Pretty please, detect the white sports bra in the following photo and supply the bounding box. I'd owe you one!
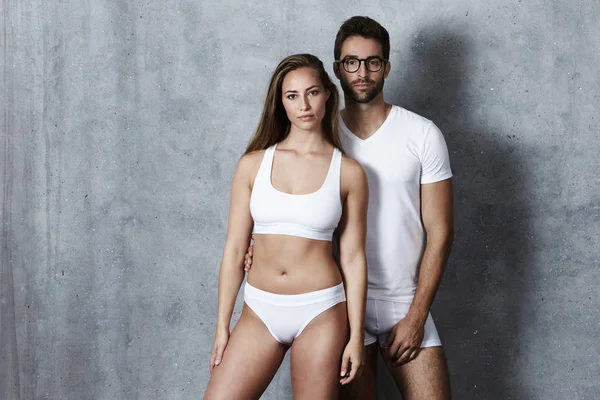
[250,143,343,241]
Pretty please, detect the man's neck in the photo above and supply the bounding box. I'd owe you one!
[341,96,392,140]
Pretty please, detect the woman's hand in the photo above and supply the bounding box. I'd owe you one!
[339,337,364,385]
[209,328,230,373]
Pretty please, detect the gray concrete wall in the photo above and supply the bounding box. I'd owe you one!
[2,1,598,399]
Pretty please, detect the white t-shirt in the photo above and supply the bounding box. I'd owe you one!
[340,105,453,302]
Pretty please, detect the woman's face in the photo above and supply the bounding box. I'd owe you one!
[281,67,330,133]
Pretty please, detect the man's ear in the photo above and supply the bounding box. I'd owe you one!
[384,61,391,79]
[333,62,341,79]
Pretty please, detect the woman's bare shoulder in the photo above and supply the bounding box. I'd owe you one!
[341,154,366,179]
[234,150,266,184]
[340,154,368,198]
[238,149,265,170]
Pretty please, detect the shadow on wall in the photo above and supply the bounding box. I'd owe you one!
[377,27,533,400]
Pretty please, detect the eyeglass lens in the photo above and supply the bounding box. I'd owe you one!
[343,57,383,73]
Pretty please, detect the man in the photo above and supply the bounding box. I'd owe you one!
[246,16,454,400]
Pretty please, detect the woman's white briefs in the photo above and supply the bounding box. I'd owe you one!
[244,282,346,344]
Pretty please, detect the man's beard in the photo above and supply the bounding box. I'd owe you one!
[340,75,385,104]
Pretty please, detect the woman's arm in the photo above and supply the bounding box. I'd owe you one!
[210,154,257,371]
[337,157,369,384]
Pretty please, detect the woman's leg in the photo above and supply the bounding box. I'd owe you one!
[204,304,288,400]
[290,302,348,400]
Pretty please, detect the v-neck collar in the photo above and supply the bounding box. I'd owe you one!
[340,105,396,145]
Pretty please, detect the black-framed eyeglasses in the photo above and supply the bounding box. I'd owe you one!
[334,56,388,73]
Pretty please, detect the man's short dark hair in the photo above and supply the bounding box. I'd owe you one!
[334,16,390,61]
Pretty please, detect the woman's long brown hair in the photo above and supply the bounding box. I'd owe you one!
[245,54,342,154]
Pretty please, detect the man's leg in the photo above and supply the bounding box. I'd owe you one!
[383,345,451,400]
[339,343,378,400]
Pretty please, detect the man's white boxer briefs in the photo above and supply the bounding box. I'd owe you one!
[364,298,442,347]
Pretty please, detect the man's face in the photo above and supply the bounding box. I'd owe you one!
[335,36,390,104]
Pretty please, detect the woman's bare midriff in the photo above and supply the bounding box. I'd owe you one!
[247,234,342,294]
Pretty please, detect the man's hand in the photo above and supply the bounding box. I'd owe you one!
[382,315,425,366]
[243,244,253,272]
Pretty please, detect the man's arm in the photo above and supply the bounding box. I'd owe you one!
[384,178,454,365]
[406,178,454,326]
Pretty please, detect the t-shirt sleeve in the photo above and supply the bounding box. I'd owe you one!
[420,121,453,184]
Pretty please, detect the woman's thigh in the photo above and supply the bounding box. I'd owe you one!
[204,304,288,400]
[290,302,348,400]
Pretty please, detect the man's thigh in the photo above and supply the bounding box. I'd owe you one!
[383,346,451,400]
[339,343,378,400]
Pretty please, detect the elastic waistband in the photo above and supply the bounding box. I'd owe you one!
[244,281,345,307]
[253,222,334,241]
[367,289,416,304]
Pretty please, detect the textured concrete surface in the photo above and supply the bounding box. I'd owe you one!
[2,1,599,399]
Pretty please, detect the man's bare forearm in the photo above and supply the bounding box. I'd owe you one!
[406,230,453,325]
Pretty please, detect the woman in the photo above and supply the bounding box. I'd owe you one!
[204,54,368,400]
